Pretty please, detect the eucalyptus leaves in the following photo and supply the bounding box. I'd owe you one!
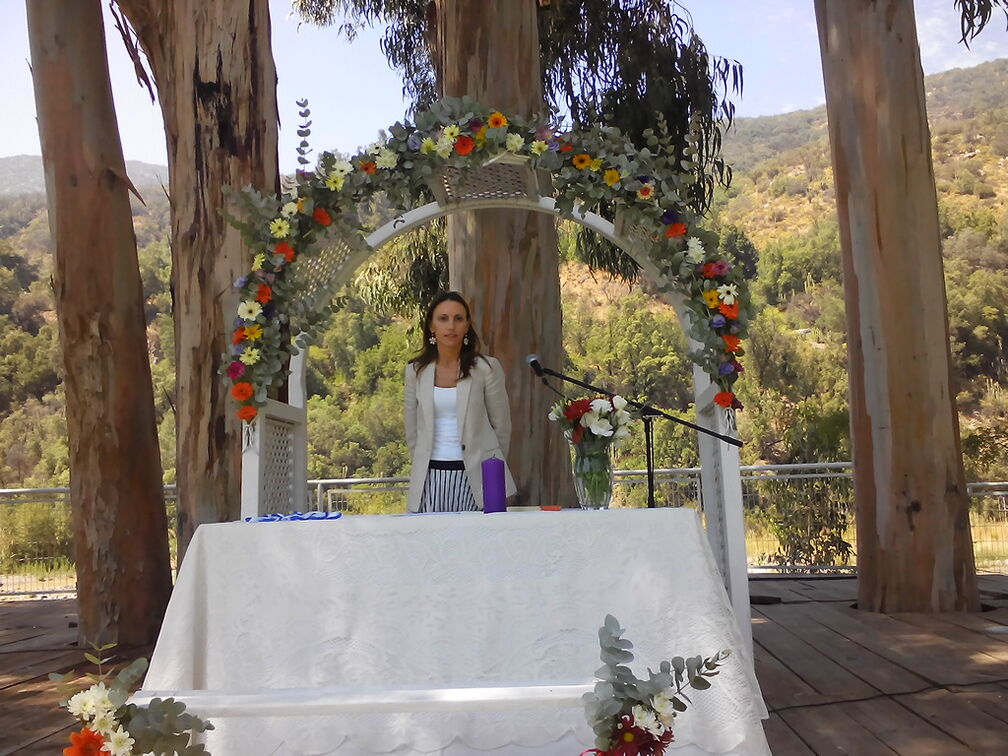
[583,615,730,756]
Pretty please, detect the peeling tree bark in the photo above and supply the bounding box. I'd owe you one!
[434,0,574,507]
[814,0,979,612]
[27,0,173,645]
[115,0,280,558]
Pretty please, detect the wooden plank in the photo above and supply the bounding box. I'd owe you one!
[897,688,1008,753]
[838,698,975,755]
[763,712,815,756]
[0,649,82,690]
[759,602,929,694]
[748,579,813,604]
[780,702,897,754]
[752,607,880,700]
[793,578,859,603]
[9,721,76,755]
[891,612,1008,663]
[931,608,1008,641]
[799,601,1005,685]
[752,637,828,711]
[0,674,83,754]
[944,684,1008,726]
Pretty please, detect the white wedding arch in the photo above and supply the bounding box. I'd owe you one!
[226,98,753,642]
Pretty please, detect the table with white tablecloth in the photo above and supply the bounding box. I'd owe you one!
[137,507,769,755]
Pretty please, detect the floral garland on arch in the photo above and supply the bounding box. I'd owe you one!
[223,96,751,421]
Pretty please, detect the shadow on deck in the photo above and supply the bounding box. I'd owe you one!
[1,576,1007,754]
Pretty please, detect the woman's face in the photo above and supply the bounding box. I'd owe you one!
[429,300,469,348]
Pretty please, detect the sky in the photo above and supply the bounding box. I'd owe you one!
[2,0,1008,173]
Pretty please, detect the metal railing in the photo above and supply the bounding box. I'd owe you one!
[2,466,1007,596]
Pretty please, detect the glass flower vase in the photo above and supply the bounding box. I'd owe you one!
[571,438,614,510]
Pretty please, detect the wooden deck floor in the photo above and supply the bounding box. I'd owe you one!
[2,576,1007,754]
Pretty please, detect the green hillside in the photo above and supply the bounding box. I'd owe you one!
[0,59,1007,490]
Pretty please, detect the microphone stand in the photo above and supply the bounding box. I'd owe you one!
[535,364,743,510]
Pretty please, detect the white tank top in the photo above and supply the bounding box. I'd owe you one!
[430,386,464,460]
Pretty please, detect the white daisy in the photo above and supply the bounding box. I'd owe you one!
[331,159,353,177]
[505,133,525,153]
[716,283,739,305]
[102,725,135,756]
[375,148,398,169]
[237,300,262,321]
[684,237,705,264]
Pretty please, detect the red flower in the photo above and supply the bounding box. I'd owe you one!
[563,398,595,422]
[455,135,475,155]
[231,327,246,345]
[718,301,739,319]
[313,207,332,226]
[275,241,296,262]
[665,222,687,238]
[714,391,735,408]
[722,334,741,352]
[256,284,273,304]
[571,425,586,444]
[237,405,258,421]
[360,160,377,174]
[702,263,718,278]
[64,728,105,756]
[560,143,574,152]
[231,382,254,402]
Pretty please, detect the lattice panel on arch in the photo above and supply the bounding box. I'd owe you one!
[429,155,549,206]
[291,227,371,311]
[261,415,296,513]
[613,211,660,250]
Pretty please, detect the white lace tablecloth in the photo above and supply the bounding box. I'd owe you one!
[140,508,769,755]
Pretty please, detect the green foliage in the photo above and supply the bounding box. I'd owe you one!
[0,500,73,570]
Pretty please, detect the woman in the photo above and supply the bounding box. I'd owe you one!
[404,291,517,513]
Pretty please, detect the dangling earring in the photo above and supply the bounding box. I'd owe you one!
[463,335,470,346]
[428,335,437,345]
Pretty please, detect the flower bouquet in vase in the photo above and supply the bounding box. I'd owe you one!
[548,395,633,509]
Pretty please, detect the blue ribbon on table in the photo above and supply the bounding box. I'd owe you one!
[243,511,343,522]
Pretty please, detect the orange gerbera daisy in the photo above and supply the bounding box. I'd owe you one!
[231,382,254,402]
[714,391,735,408]
[360,160,377,174]
[64,728,105,756]
[488,112,508,128]
[572,153,592,170]
[237,405,259,421]
[722,334,742,352]
[275,241,295,262]
[231,327,246,345]
[256,284,273,304]
[665,222,687,238]
[718,301,740,319]
[313,207,332,226]
[455,135,475,155]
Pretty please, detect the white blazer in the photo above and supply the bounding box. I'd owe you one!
[404,356,517,512]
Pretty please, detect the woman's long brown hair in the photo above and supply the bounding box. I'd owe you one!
[409,291,484,377]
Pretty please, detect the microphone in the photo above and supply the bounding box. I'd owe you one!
[526,354,545,378]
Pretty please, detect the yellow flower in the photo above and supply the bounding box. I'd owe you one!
[420,137,438,154]
[530,140,548,155]
[475,126,488,145]
[443,124,461,142]
[589,157,603,171]
[488,112,508,129]
[702,289,720,309]
[296,197,306,213]
[604,168,621,186]
[244,324,264,340]
[324,171,345,191]
[239,347,261,365]
[269,217,291,238]
[252,253,266,270]
[572,153,592,170]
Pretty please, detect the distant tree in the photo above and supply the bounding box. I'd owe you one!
[26,0,172,645]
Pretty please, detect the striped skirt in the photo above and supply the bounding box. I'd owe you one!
[419,460,478,513]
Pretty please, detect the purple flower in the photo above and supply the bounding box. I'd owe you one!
[407,132,423,151]
[712,260,731,276]
[231,343,245,356]
[660,209,680,225]
[534,124,554,141]
[729,324,741,335]
[710,314,727,329]
[548,139,561,152]
[296,169,312,182]
[234,317,245,328]
[233,275,248,289]
[731,397,745,410]
[636,175,651,184]
[262,303,276,319]
[468,118,484,132]
[732,360,745,373]
[719,362,736,376]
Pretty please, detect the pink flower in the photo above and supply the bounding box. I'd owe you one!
[227,361,245,379]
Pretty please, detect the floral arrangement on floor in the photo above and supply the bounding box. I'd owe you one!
[53,643,213,756]
[582,615,730,756]
[223,96,750,421]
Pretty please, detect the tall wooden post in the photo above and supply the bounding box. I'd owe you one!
[814,0,979,611]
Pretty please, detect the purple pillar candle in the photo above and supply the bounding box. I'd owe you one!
[482,457,507,513]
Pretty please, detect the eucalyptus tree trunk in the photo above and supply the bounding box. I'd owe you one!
[434,0,574,507]
[27,0,172,645]
[814,0,979,611]
[115,0,280,558]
